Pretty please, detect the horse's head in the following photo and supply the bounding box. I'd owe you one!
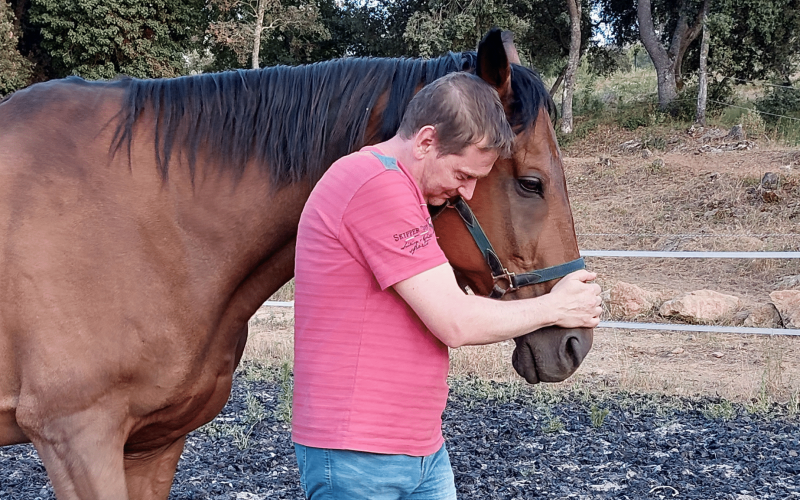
[433,29,593,384]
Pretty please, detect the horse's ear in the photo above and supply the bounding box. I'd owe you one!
[476,28,514,97]
[501,31,521,65]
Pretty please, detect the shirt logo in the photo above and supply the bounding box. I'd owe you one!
[394,218,435,255]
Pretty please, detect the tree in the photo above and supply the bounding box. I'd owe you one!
[27,0,206,80]
[206,0,330,69]
[561,0,581,133]
[599,0,800,108]
[402,0,524,58]
[695,2,709,125]
[637,0,708,109]
[0,0,32,94]
[707,0,800,85]
[509,0,593,94]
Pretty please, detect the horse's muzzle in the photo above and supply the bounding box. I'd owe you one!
[511,327,594,384]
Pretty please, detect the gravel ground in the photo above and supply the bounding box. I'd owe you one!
[1,373,798,500]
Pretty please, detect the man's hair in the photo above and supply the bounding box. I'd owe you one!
[397,72,514,158]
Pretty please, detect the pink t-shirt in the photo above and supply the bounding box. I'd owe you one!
[292,147,450,456]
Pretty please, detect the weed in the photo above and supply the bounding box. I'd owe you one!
[450,377,522,408]
[197,421,254,450]
[274,361,294,423]
[590,405,610,428]
[244,391,267,425]
[789,390,799,419]
[702,400,736,421]
[542,412,565,434]
[240,361,276,382]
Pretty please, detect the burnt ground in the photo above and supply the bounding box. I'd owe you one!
[1,374,798,500]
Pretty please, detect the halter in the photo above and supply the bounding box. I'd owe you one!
[447,197,585,299]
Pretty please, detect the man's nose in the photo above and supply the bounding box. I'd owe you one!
[457,179,477,200]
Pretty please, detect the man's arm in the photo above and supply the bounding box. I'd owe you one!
[393,264,602,348]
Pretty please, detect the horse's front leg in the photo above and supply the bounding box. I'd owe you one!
[22,407,129,499]
[124,436,187,500]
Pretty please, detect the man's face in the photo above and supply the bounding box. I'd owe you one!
[420,143,498,206]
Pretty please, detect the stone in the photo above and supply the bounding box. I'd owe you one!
[641,148,653,159]
[659,289,741,323]
[776,274,800,290]
[608,281,657,319]
[726,124,745,141]
[769,290,800,328]
[760,172,780,190]
[742,304,782,328]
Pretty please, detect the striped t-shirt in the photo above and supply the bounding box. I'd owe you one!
[292,147,450,456]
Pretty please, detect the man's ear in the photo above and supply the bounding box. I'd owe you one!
[412,125,438,159]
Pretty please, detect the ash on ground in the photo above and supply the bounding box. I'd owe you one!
[1,374,798,500]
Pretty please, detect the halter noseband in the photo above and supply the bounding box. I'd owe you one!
[447,197,585,299]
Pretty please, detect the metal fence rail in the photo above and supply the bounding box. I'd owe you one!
[261,248,800,337]
[581,250,800,259]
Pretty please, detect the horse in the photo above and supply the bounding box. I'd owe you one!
[0,29,592,499]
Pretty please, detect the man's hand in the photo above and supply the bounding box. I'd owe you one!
[542,270,603,329]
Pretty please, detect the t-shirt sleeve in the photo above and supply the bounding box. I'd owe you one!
[340,171,448,290]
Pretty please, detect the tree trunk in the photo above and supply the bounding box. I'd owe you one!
[252,0,266,69]
[560,0,581,134]
[672,0,709,91]
[549,65,566,98]
[695,8,710,126]
[637,0,678,110]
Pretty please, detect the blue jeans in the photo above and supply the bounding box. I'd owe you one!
[294,443,457,500]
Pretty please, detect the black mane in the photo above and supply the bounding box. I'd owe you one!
[112,52,552,187]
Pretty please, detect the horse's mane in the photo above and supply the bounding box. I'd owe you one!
[112,52,552,186]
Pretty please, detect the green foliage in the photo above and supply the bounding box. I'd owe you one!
[586,44,630,77]
[274,360,293,423]
[402,0,524,58]
[449,376,522,409]
[756,84,800,123]
[542,411,565,433]
[28,0,205,79]
[707,0,800,83]
[589,405,610,428]
[702,399,736,421]
[206,0,331,70]
[0,0,32,94]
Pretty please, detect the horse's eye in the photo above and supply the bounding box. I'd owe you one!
[517,177,543,196]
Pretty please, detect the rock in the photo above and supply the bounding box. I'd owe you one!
[659,289,741,323]
[733,310,750,325]
[760,172,780,190]
[742,304,782,328]
[608,281,658,319]
[619,139,642,152]
[711,351,724,358]
[769,290,800,328]
[776,274,800,290]
[671,347,685,355]
[641,148,652,159]
[726,124,745,141]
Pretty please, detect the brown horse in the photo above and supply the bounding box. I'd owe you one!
[0,29,591,499]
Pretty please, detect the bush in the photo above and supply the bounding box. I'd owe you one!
[756,84,800,123]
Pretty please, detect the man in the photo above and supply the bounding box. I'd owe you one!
[292,72,602,499]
